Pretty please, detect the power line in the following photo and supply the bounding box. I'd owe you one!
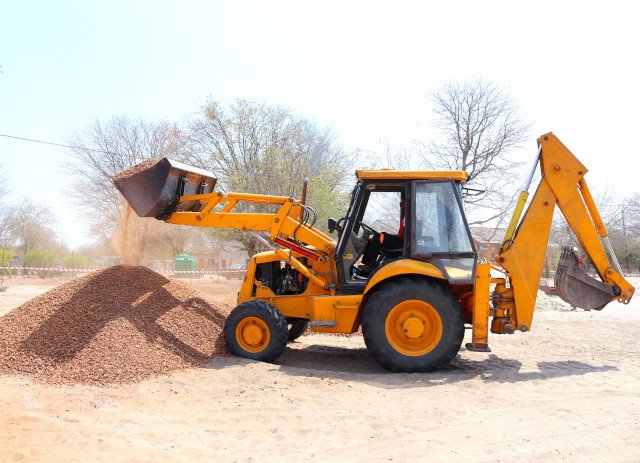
[0,133,120,156]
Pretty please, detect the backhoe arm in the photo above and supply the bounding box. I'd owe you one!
[495,133,634,331]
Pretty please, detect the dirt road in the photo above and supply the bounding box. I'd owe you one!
[1,278,638,462]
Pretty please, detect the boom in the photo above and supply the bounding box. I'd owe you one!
[165,191,337,291]
[112,161,337,292]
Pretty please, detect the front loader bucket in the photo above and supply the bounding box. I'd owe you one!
[554,246,615,310]
[112,158,217,219]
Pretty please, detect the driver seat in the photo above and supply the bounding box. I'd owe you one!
[381,247,403,260]
[342,231,369,279]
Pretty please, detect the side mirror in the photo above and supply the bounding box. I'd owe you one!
[328,218,338,233]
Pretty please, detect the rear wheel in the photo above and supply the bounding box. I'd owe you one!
[362,277,464,372]
[224,300,288,362]
[287,319,310,342]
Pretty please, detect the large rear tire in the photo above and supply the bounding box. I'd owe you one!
[362,277,464,372]
[224,300,288,363]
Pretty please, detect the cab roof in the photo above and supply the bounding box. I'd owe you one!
[355,169,469,182]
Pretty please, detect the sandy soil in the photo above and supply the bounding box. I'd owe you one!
[0,284,55,317]
[1,278,639,462]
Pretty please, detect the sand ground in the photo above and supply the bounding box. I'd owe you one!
[0,277,639,462]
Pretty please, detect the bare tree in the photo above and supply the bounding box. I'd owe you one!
[620,193,640,272]
[0,163,16,251]
[595,191,640,273]
[185,99,353,255]
[548,187,640,272]
[64,117,196,264]
[0,162,8,201]
[65,117,184,234]
[8,199,60,256]
[418,79,530,228]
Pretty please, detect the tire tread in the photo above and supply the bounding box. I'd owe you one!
[362,277,464,372]
[224,300,288,363]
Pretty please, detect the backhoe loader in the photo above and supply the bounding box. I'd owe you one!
[113,133,635,372]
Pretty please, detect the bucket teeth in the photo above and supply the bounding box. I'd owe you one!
[554,246,614,310]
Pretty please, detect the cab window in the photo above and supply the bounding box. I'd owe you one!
[361,190,402,234]
[413,181,473,255]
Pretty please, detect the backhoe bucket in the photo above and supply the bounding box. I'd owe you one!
[554,247,614,310]
[112,158,217,219]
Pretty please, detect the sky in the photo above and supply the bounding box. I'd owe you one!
[1,1,639,249]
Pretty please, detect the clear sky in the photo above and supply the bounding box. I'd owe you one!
[1,1,639,249]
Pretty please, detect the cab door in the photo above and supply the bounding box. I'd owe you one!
[410,180,476,284]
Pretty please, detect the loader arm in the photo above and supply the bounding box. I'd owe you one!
[165,192,337,291]
[495,133,633,331]
[112,160,337,291]
[165,191,335,256]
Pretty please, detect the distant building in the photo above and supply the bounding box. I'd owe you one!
[190,248,249,272]
[469,227,507,263]
[184,235,249,272]
[470,226,559,291]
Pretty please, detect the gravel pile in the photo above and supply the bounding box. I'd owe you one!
[0,266,229,385]
[111,157,160,182]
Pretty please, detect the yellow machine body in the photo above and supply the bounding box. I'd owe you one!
[114,132,634,368]
[232,251,448,335]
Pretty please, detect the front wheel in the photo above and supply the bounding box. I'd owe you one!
[224,300,288,363]
[362,277,464,372]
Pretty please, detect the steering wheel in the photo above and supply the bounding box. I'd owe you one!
[359,222,377,235]
[334,216,348,234]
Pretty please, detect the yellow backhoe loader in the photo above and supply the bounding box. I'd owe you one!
[113,133,635,372]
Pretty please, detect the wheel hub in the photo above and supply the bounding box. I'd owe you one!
[402,316,425,339]
[236,316,271,352]
[242,323,265,346]
[384,299,443,357]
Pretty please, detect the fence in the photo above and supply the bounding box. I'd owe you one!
[0,266,245,277]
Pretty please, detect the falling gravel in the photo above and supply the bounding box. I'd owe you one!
[0,266,230,386]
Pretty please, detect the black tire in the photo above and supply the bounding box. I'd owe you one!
[287,319,310,342]
[362,277,464,372]
[224,300,288,363]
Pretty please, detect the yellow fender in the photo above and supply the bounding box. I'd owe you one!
[363,259,446,295]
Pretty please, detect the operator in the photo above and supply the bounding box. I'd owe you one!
[358,197,406,275]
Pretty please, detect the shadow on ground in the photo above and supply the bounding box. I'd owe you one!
[218,341,619,389]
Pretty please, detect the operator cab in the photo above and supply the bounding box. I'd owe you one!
[329,170,477,294]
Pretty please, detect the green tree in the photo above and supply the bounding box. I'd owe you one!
[63,253,89,269]
[24,249,58,268]
[185,99,353,255]
[0,248,14,280]
[0,248,13,266]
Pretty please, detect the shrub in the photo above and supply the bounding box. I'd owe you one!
[63,253,89,269]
